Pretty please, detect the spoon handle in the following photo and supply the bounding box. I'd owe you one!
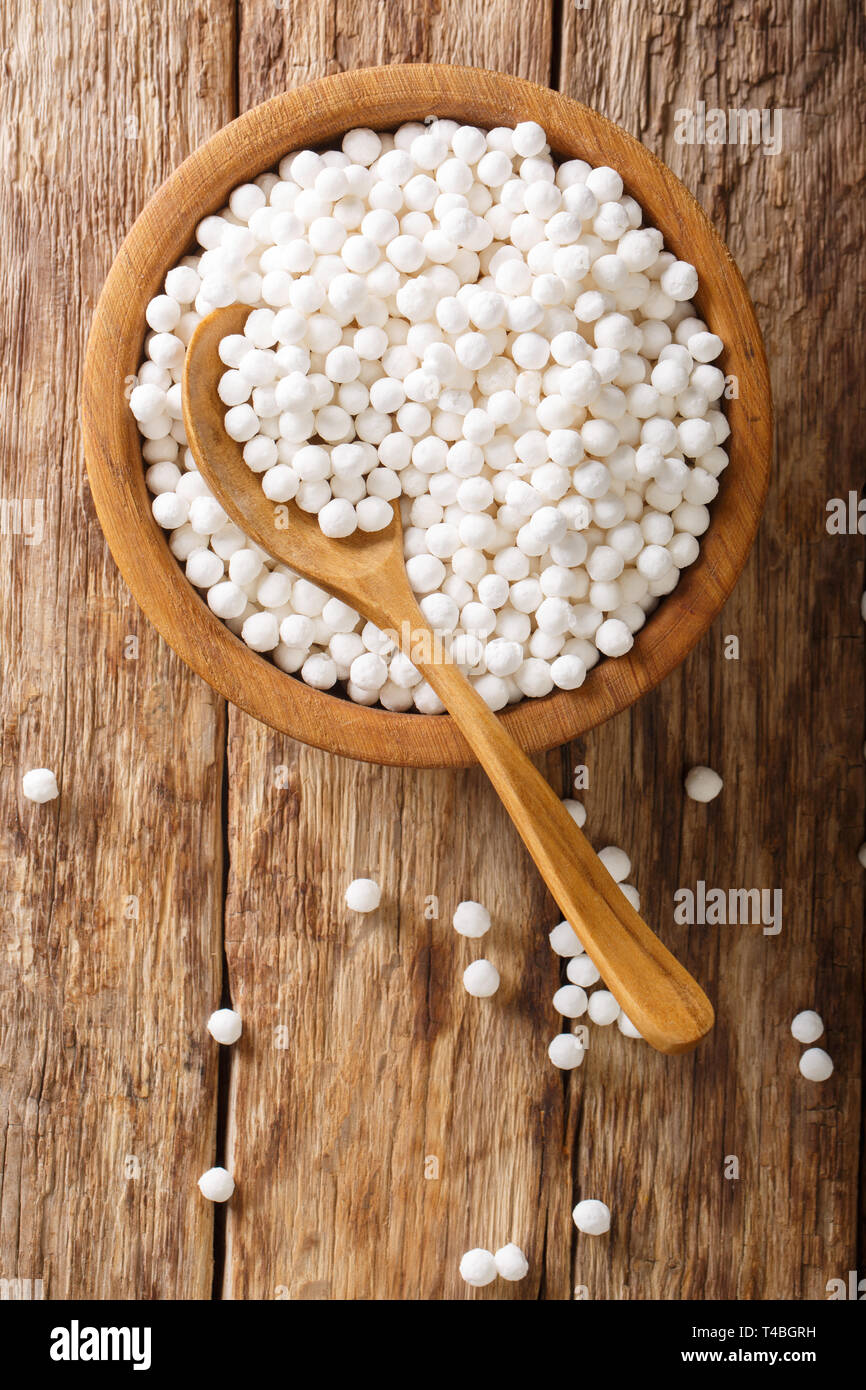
[416,653,714,1054]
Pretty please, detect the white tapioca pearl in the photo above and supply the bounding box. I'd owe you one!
[207,581,247,620]
[241,610,280,652]
[791,1010,824,1045]
[553,983,588,1018]
[672,501,710,536]
[573,1199,610,1234]
[185,548,224,589]
[587,990,620,1026]
[687,330,723,362]
[799,1048,834,1082]
[550,654,586,689]
[198,1167,235,1202]
[595,618,633,657]
[462,958,501,997]
[660,259,699,301]
[514,657,553,697]
[636,544,674,581]
[598,845,631,882]
[566,956,600,990]
[548,1034,585,1069]
[459,1248,497,1287]
[318,497,357,537]
[684,765,723,802]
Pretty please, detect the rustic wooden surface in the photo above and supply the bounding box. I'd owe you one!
[1,0,862,1300]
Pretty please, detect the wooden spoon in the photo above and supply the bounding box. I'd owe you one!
[183,305,714,1055]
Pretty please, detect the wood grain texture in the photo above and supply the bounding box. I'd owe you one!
[0,0,233,1298]
[2,0,861,1305]
[223,0,573,1300]
[559,0,865,1300]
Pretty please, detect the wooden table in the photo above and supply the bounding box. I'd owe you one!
[1,0,862,1301]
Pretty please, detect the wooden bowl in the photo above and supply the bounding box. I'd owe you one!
[82,64,772,769]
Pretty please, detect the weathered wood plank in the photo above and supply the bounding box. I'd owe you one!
[559,0,864,1300]
[224,0,569,1301]
[0,0,234,1298]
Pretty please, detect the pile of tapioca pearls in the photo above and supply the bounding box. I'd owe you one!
[131,117,730,714]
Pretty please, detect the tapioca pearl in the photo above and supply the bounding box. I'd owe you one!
[586,989,621,1026]
[348,651,389,693]
[640,511,675,546]
[791,1011,824,1045]
[597,845,630,883]
[460,601,497,637]
[634,543,673,583]
[277,614,314,651]
[686,330,723,364]
[145,460,182,495]
[683,467,719,507]
[659,258,699,302]
[666,532,699,570]
[476,573,509,611]
[799,1048,834,1082]
[565,954,599,991]
[548,653,585,690]
[594,618,633,658]
[298,652,337,690]
[586,545,624,583]
[548,1034,585,1070]
[593,201,630,242]
[259,464,298,503]
[532,595,571,637]
[575,289,612,324]
[185,548,225,589]
[642,285,677,320]
[549,919,583,957]
[151,491,189,529]
[241,610,280,652]
[205,580,247,621]
[483,637,523,678]
[553,984,588,1019]
[513,657,553,698]
[616,227,661,273]
[318,497,357,538]
[672,501,710,536]
[561,798,587,831]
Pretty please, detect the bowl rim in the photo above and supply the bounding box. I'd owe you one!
[81,63,772,769]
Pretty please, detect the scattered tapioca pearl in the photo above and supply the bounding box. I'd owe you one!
[562,797,587,828]
[494,1243,529,1281]
[463,959,500,997]
[587,990,620,1025]
[799,1048,834,1082]
[572,1199,610,1235]
[453,900,491,937]
[684,764,723,802]
[345,877,381,912]
[548,1033,585,1069]
[598,845,630,883]
[549,920,583,957]
[207,1008,243,1044]
[135,119,727,712]
[791,1010,823,1044]
[197,1167,235,1202]
[553,984,588,1018]
[459,1248,497,1287]
[21,768,59,803]
[857,843,866,869]
[567,955,600,988]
